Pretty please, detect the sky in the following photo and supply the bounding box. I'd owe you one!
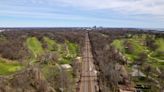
[0,0,164,28]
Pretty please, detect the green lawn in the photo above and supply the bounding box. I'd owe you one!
[43,37,58,51]
[125,54,138,62]
[127,39,146,55]
[111,39,125,53]
[111,34,156,63]
[26,37,79,65]
[112,35,164,92]
[58,41,79,64]
[66,41,79,58]
[0,61,22,75]
[26,37,43,58]
[43,37,79,59]
[111,38,147,55]
[155,38,164,52]
[151,38,164,60]
[111,37,147,62]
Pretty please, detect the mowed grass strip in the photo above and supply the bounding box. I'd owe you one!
[0,61,22,75]
[127,39,146,55]
[26,37,43,58]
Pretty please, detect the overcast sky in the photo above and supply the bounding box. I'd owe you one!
[0,0,164,28]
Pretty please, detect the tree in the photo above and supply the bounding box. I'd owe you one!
[158,68,164,92]
[144,65,152,79]
[39,52,58,65]
[125,42,134,54]
[146,36,158,51]
[136,52,147,66]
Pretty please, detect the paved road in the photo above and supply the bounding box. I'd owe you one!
[78,32,98,92]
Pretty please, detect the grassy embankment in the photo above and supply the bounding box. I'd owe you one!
[0,36,79,77]
[26,36,79,64]
[26,36,79,90]
[111,34,164,66]
[42,37,78,91]
[41,37,78,77]
[0,36,22,75]
[26,37,44,64]
[0,61,21,75]
[111,34,164,91]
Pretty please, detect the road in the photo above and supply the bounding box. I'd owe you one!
[78,32,98,92]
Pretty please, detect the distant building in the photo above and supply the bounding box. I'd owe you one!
[86,28,92,31]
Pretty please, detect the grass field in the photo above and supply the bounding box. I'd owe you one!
[0,59,22,75]
[112,34,164,92]
[111,38,146,62]
[43,37,58,51]
[66,41,79,58]
[111,39,125,53]
[26,37,79,65]
[26,37,44,58]
[151,38,164,60]
[111,34,164,63]
[127,39,146,55]
[58,41,79,64]
[0,35,79,76]
[155,38,164,52]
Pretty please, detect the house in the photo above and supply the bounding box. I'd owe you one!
[131,65,146,77]
[61,64,72,70]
